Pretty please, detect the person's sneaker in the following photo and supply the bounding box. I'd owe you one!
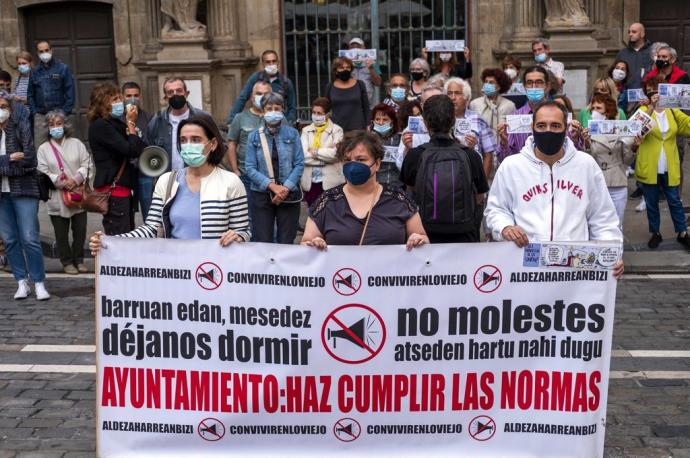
[648,233,663,249]
[14,280,30,300]
[635,200,647,212]
[34,282,50,301]
[677,233,690,250]
[76,263,88,273]
[630,188,644,199]
[63,265,78,275]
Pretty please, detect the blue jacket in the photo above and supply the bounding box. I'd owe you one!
[227,71,297,124]
[28,58,75,115]
[245,124,304,193]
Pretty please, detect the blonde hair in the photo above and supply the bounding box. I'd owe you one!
[17,50,32,63]
[593,77,619,101]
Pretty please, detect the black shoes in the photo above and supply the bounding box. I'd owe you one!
[630,188,644,199]
[677,232,690,250]
[648,233,662,249]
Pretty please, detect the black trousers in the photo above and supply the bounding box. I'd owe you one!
[250,191,300,244]
[50,212,87,266]
[103,196,135,236]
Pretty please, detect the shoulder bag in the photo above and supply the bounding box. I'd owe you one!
[48,140,85,209]
[258,127,303,204]
[82,160,126,215]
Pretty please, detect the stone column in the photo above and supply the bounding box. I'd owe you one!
[500,0,544,51]
[208,0,251,58]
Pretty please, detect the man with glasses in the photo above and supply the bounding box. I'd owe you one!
[485,100,624,278]
[496,66,583,164]
[145,77,209,173]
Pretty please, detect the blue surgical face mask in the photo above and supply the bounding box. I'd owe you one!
[343,161,373,186]
[526,88,545,103]
[391,87,406,101]
[253,94,264,109]
[373,123,392,135]
[535,53,547,63]
[49,126,64,139]
[111,102,125,118]
[180,142,208,167]
[18,64,30,75]
[264,110,284,125]
[482,82,498,96]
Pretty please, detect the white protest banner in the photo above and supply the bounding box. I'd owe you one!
[338,49,377,62]
[97,239,619,457]
[626,88,645,103]
[587,120,642,136]
[506,114,573,134]
[425,40,465,52]
[657,83,690,109]
[406,116,428,134]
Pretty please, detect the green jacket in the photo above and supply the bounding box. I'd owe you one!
[635,106,690,186]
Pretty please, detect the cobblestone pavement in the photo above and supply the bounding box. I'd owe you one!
[0,275,688,457]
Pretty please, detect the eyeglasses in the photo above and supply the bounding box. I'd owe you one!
[524,80,547,88]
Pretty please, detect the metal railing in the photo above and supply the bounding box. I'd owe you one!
[283,0,467,121]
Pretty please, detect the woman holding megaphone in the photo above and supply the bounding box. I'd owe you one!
[89,114,250,254]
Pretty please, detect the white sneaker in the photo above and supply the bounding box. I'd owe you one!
[14,280,30,300]
[34,282,50,301]
[635,200,647,212]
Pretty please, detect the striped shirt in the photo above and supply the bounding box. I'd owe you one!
[121,167,250,241]
[14,76,30,99]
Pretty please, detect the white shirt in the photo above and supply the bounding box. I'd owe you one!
[0,131,8,193]
[542,58,565,82]
[656,110,669,173]
[169,110,190,171]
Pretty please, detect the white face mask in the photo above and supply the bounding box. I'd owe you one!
[39,52,52,64]
[439,53,452,62]
[504,68,518,80]
[264,64,278,76]
[590,110,606,120]
[612,69,626,82]
[311,114,326,126]
[0,108,10,123]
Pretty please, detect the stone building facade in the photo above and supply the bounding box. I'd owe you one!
[0,0,684,129]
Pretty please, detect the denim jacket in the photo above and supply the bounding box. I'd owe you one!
[28,58,75,115]
[245,124,304,193]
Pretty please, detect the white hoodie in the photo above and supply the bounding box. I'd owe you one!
[485,136,623,243]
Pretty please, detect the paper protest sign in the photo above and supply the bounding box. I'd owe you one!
[588,120,642,136]
[338,49,377,62]
[425,40,465,52]
[407,116,428,134]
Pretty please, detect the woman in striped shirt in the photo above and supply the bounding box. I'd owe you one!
[14,51,32,104]
[89,114,250,252]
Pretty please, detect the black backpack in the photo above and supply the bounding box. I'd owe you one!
[414,141,476,234]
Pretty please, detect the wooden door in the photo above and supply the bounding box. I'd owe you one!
[24,1,117,141]
[641,0,690,73]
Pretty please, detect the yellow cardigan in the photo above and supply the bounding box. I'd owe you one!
[635,106,690,186]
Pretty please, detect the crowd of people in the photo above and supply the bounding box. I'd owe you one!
[4,23,686,299]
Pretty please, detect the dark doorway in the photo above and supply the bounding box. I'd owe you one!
[640,0,690,73]
[23,1,117,141]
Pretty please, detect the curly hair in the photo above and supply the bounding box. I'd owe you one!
[370,103,399,133]
[607,59,629,86]
[589,94,619,120]
[398,99,422,131]
[480,68,513,94]
[644,74,666,96]
[87,82,120,121]
[336,130,384,163]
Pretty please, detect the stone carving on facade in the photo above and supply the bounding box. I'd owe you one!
[543,0,591,28]
[161,0,207,38]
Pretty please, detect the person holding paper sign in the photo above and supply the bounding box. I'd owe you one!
[348,37,382,108]
[301,130,427,249]
[369,103,403,189]
[642,45,690,85]
[422,46,472,80]
[608,60,631,112]
[496,66,583,164]
[634,76,690,250]
[469,68,517,146]
[582,95,635,230]
[485,101,624,278]
[579,78,627,126]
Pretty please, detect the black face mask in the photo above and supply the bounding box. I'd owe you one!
[168,94,187,110]
[336,70,351,82]
[655,59,671,70]
[533,130,566,156]
[410,71,424,81]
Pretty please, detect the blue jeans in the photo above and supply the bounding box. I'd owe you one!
[0,194,46,282]
[138,176,154,220]
[641,173,687,234]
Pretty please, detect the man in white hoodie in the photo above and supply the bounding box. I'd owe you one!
[485,101,624,277]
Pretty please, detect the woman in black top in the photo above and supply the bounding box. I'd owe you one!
[301,130,428,249]
[326,57,370,133]
[87,82,145,235]
[422,46,473,80]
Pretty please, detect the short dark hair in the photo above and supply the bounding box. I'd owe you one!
[371,103,399,133]
[332,57,353,76]
[121,81,141,93]
[480,68,513,94]
[522,65,550,85]
[336,130,384,163]
[422,94,455,135]
[607,59,629,85]
[502,54,522,72]
[0,71,11,83]
[552,94,573,113]
[311,97,331,113]
[261,49,279,61]
[177,114,226,166]
[36,40,51,49]
[532,101,569,127]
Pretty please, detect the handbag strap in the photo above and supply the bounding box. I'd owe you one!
[358,186,379,246]
[258,127,276,183]
[48,140,65,172]
[110,160,127,189]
